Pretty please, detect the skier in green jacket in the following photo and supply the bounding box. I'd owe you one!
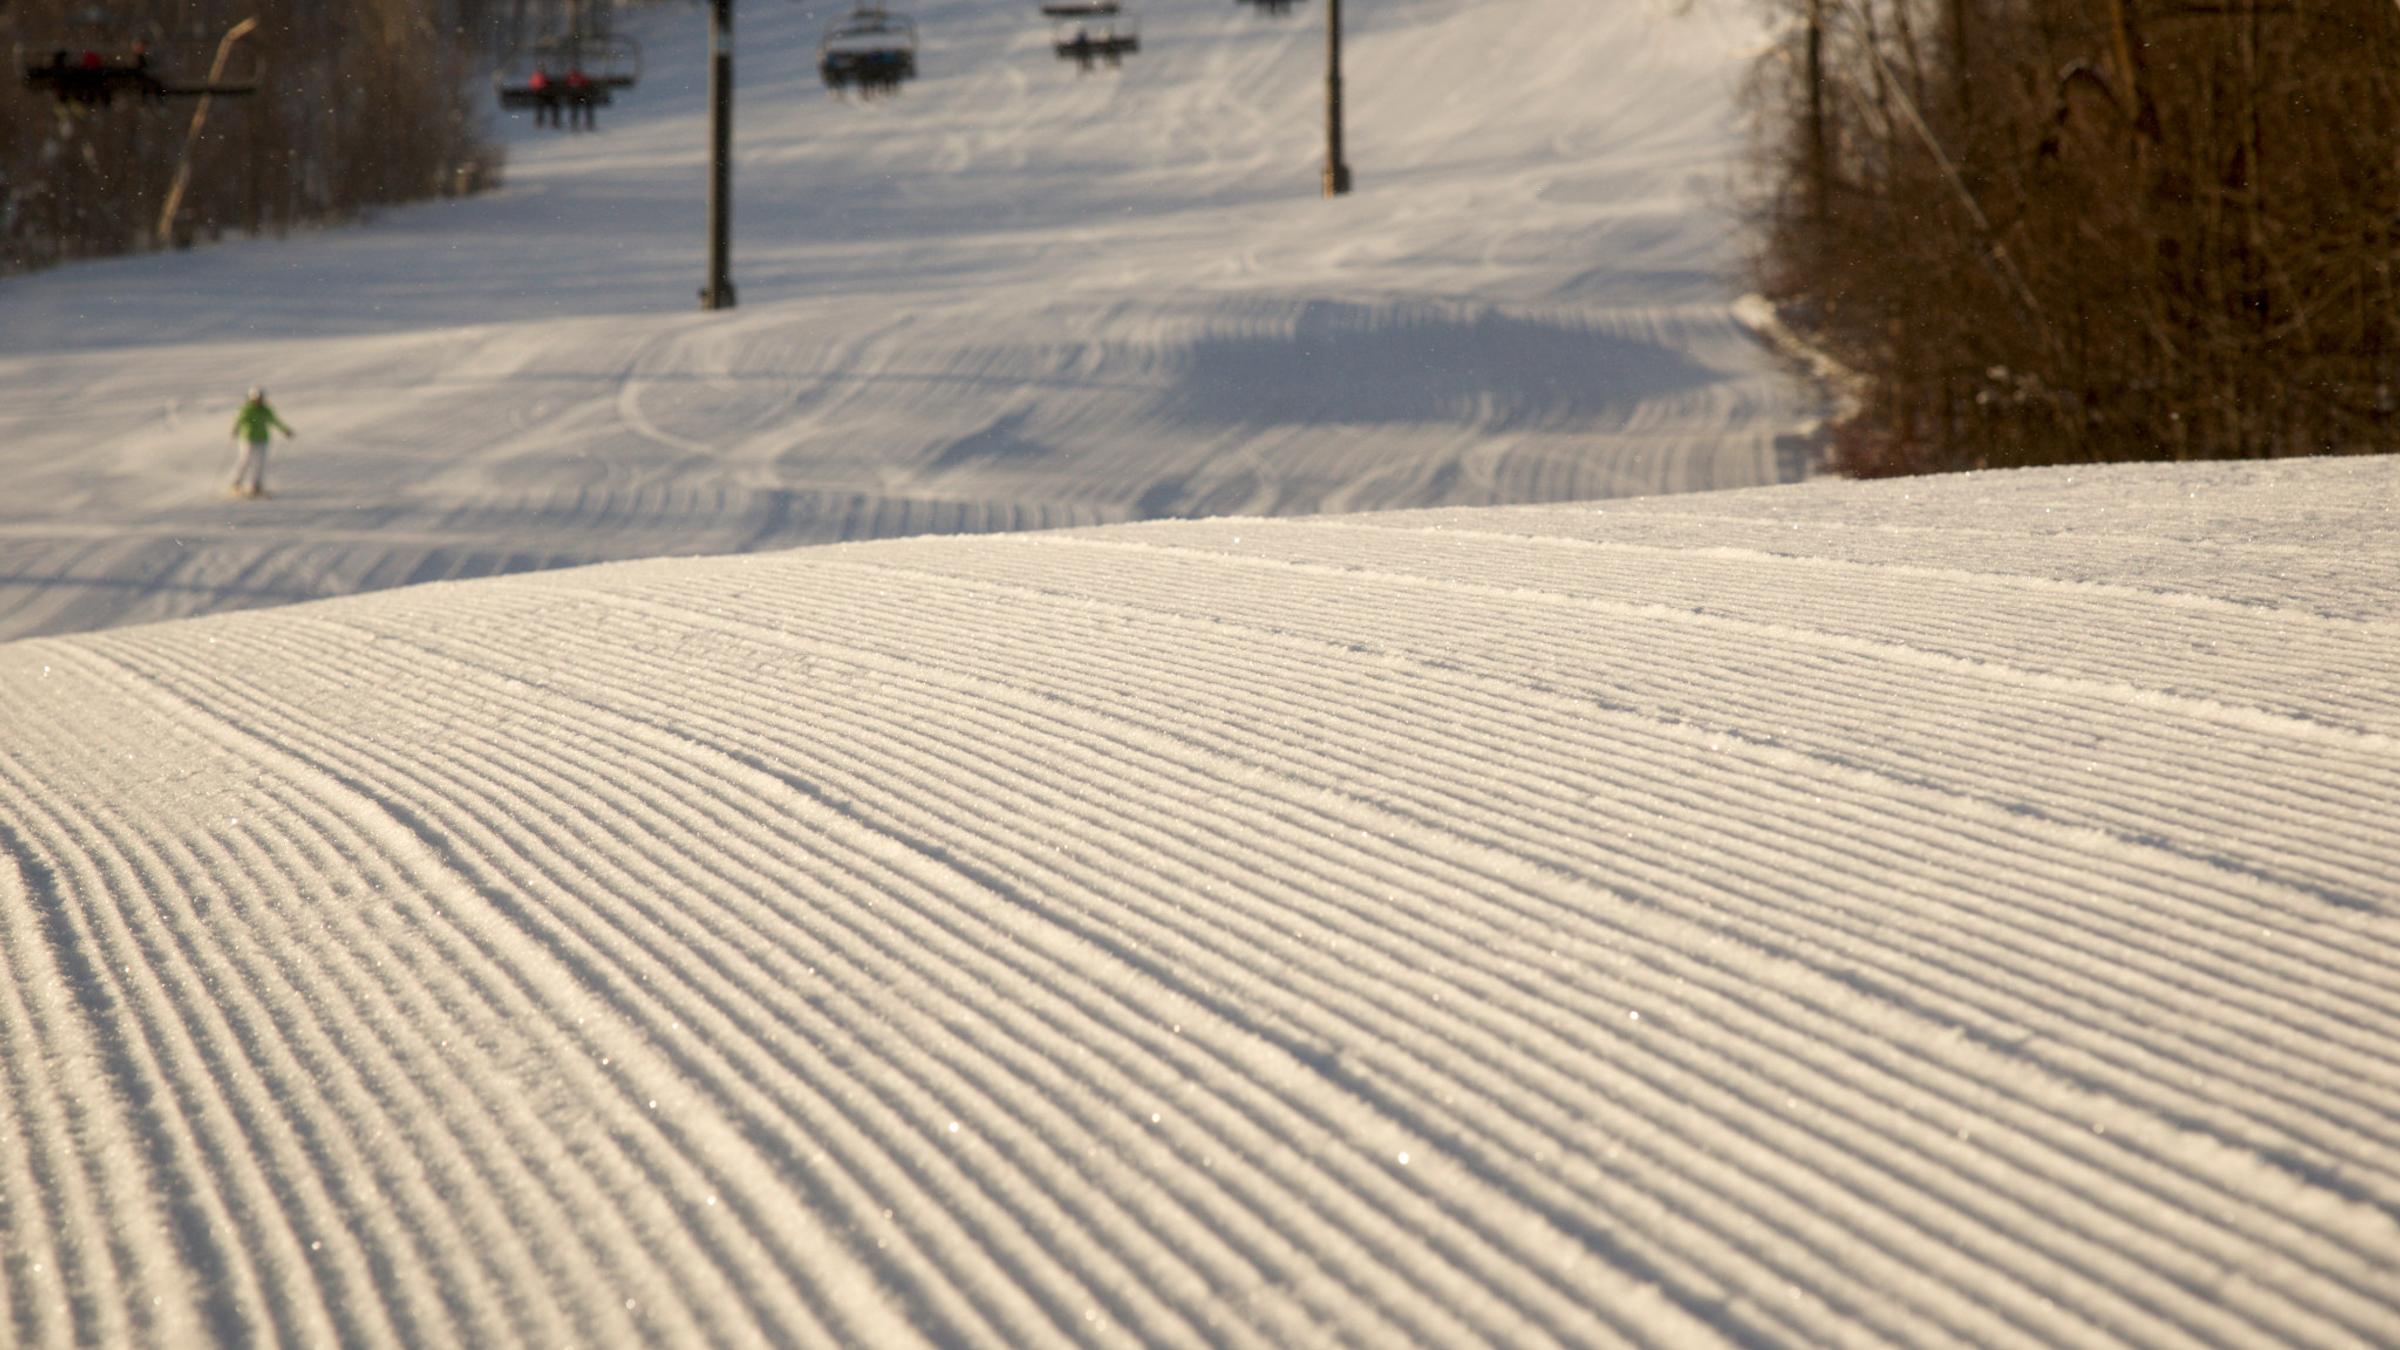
[229,386,293,498]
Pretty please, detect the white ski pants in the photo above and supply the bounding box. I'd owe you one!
[231,437,269,493]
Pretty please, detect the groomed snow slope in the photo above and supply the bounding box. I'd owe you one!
[2,455,2396,1346]
[0,0,1807,644]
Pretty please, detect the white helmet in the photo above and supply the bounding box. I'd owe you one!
[247,386,264,400]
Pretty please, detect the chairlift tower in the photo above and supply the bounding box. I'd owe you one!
[1323,0,1350,195]
[701,0,735,309]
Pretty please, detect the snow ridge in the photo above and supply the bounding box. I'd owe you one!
[0,456,2394,1345]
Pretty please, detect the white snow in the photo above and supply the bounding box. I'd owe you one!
[3,453,2396,1345]
[4,1,2397,1346]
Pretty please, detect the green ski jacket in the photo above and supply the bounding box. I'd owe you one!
[232,401,292,443]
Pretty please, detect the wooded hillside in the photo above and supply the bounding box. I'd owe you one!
[0,0,498,272]
[1753,1,2400,472]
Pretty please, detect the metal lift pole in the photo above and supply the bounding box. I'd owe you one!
[701,0,737,309]
[1323,0,1351,195]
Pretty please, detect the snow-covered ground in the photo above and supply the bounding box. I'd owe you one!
[7,0,2399,1344]
[0,0,1803,644]
[3,455,2397,1345]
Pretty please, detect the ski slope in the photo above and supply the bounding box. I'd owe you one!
[7,0,2396,1343]
[0,0,1805,644]
[1,454,2396,1345]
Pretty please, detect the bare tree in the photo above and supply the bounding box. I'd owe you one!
[1753,0,2400,472]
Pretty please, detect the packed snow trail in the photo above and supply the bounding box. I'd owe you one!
[1,456,2395,1346]
[0,0,1806,643]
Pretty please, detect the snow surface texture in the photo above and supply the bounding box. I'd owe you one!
[0,0,1807,644]
[1,455,2397,1345]
[7,0,2397,1344]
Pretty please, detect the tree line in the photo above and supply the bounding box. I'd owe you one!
[1751,0,2400,473]
[0,0,506,273]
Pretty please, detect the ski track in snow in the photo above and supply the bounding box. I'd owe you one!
[3,0,2396,1342]
[0,0,1804,645]
[0,455,2396,1345]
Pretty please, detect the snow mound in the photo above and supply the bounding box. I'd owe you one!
[3,456,2395,1345]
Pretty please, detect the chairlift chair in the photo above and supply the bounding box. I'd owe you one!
[494,32,638,116]
[1236,0,1300,14]
[21,48,257,107]
[19,12,258,109]
[530,32,640,90]
[1048,1,1138,72]
[820,5,918,97]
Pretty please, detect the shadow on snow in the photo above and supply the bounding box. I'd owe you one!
[1162,301,1718,432]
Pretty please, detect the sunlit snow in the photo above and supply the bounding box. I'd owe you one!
[1,0,2395,1346]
